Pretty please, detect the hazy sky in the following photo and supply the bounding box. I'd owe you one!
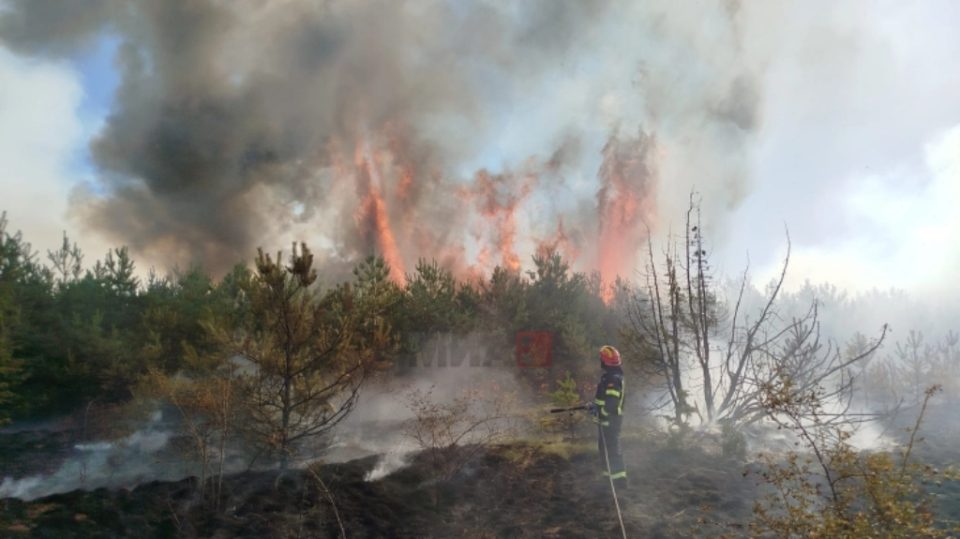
[1,0,958,300]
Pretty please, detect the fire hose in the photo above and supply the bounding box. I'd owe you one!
[547,404,628,538]
[548,405,590,413]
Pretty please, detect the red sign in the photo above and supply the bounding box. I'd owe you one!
[515,331,553,368]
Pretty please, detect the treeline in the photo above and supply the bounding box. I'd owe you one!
[4,210,958,534]
[0,212,622,423]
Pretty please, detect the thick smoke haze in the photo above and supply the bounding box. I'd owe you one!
[2,1,958,300]
[0,0,760,290]
[4,4,960,531]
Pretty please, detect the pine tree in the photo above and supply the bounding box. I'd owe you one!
[221,244,382,469]
[545,371,585,438]
[0,213,25,421]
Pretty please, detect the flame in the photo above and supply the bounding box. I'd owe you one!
[536,217,579,263]
[354,139,407,285]
[470,169,536,273]
[596,132,657,303]
[323,123,656,296]
[396,169,414,201]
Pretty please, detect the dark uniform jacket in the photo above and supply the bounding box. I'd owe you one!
[593,368,625,427]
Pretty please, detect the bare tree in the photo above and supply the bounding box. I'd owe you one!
[929,330,960,403]
[623,236,695,424]
[864,330,960,410]
[894,330,930,403]
[624,195,887,428]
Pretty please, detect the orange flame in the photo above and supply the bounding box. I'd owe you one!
[354,139,407,285]
[536,217,579,263]
[470,169,536,273]
[324,123,656,295]
[596,132,657,303]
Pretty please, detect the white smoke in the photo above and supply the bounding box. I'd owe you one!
[318,332,528,480]
[0,410,180,500]
[363,443,417,482]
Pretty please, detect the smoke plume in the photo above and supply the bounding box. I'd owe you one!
[0,0,762,286]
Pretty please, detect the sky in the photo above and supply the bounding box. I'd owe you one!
[0,0,959,301]
[0,32,118,264]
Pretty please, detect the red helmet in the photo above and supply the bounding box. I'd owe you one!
[599,345,621,367]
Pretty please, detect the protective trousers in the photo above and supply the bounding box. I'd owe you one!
[598,416,626,487]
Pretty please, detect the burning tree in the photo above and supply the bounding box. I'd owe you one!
[224,244,393,469]
[623,196,887,428]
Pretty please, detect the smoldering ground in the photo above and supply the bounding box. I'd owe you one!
[0,333,531,500]
[0,410,182,500]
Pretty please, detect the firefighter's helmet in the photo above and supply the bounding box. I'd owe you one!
[599,345,621,367]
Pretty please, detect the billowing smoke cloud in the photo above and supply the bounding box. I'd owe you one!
[0,0,761,286]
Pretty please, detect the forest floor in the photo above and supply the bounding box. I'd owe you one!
[4,403,960,538]
[1,429,757,538]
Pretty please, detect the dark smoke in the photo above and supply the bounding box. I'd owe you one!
[0,0,114,55]
[1,0,760,277]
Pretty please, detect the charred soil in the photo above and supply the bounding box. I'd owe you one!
[1,432,756,538]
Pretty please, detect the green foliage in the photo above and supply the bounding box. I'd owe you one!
[199,245,395,469]
[549,371,581,408]
[0,210,626,425]
[403,259,475,333]
[541,371,585,437]
[0,292,21,424]
[752,381,959,537]
[140,266,235,372]
[0,212,43,417]
[14,247,144,413]
[392,259,482,369]
[350,256,404,368]
[523,250,618,371]
[0,213,245,418]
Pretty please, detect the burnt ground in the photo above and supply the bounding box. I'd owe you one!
[0,431,757,538]
[7,403,959,539]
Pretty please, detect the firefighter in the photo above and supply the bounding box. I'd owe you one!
[589,345,627,489]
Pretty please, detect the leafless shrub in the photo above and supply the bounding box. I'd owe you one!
[140,362,238,508]
[864,330,960,411]
[751,380,959,537]
[403,386,515,485]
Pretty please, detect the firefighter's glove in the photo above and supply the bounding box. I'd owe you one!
[587,403,599,417]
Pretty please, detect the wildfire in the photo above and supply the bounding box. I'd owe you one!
[353,139,407,285]
[328,124,656,301]
[596,132,657,303]
[470,168,537,273]
[536,217,579,263]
